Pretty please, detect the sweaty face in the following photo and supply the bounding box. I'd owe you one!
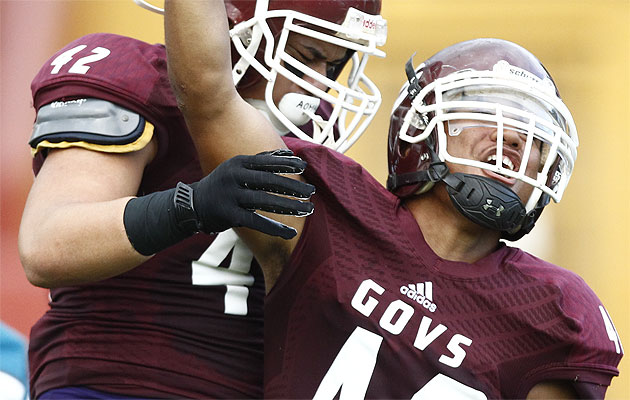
[444,120,543,203]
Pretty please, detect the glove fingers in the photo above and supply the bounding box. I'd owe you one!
[235,209,298,239]
[256,149,294,157]
[242,170,315,199]
[240,190,314,216]
[192,150,313,238]
[243,151,307,174]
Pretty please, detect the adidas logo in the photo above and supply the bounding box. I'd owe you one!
[400,282,438,313]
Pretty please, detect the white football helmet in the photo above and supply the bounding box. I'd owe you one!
[134,0,387,153]
[387,39,578,239]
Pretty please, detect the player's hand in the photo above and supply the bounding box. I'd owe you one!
[192,149,315,239]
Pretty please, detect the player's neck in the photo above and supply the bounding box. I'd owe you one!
[405,185,502,263]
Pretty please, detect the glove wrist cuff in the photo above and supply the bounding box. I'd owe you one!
[123,183,199,256]
[174,182,201,234]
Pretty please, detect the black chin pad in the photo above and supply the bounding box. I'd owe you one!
[444,173,526,232]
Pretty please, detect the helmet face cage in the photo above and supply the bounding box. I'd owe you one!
[133,0,387,153]
[395,61,578,213]
[230,5,387,153]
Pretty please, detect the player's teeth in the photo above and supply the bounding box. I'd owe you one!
[486,155,515,171]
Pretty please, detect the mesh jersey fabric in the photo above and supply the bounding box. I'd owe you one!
[265,136,622,399]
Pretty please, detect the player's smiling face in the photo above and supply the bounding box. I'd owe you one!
[444,120,542,203]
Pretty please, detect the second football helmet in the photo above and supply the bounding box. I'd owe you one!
[135,0,387,153]
[387,38,578,240]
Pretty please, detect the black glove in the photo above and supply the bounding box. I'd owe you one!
[191,149,315,238]
[124,149,314,256]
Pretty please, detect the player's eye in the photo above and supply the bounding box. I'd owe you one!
[283,61,304,79]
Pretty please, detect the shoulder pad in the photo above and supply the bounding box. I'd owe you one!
[30,98,153,154]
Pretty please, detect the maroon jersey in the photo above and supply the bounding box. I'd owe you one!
[266,137,623,399]
[28,33,264,399]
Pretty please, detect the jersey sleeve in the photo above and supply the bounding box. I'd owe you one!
[29,33,179,162]
[515,253,623,397]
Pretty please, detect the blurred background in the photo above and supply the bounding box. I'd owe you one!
[1,0,628,397]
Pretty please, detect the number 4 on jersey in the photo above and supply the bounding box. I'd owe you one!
[599,305,623,354]
[191,229,255,316]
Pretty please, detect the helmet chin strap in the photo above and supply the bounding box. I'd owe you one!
[388,148,537,237]
[441,172,527,233]
[421,147,528,234]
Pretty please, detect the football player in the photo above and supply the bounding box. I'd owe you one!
[18,0,386,398]
[165,0,624,398]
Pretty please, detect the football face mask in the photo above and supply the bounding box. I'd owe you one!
[387,39,579,239]
[396,61,578,213]
[134,0,388,153]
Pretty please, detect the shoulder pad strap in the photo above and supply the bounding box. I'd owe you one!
[30,98,152,153]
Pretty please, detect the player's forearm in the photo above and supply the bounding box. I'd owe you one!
[164,0,236,119]
[18,197,148,288]
[19,151,315,288]
[164,0,286,172]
